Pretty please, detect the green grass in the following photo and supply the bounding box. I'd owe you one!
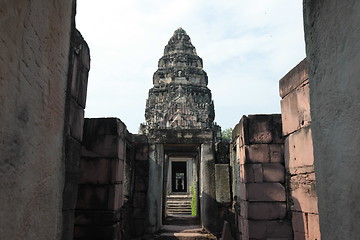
[190,182,197,216]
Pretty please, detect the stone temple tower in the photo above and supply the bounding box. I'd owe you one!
[140,28,216,133]
[140,28,220,234]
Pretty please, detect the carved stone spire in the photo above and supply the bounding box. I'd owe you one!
[140,28,215,132]
[153,28,208,87]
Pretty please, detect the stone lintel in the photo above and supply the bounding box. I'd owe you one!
[147,128,213,144]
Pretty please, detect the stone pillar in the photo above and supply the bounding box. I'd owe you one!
[147,144,164,233]
[279,59,320,239]
[131,137,149,237]
[200,142,218,233]
[233,115,292,240]
[304,1,360,239]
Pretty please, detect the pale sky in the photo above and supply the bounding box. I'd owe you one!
[76,0,305,133]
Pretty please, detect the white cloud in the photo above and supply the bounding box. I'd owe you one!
[76,0,305,133]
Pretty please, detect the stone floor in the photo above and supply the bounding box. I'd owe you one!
[142,215,217,240]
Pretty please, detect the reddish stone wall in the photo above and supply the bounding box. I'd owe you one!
[74,119,149,240]
[232,115,292,240]
[279,59,320,239]
[75,118,126,240]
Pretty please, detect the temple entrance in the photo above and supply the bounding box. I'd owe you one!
[172,161,187,192]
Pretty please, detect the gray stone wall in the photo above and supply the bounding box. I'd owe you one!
[0,1,74,239]
[62,29,90,240]
[304,0,360,239]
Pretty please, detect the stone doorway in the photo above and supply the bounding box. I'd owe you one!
[171,161,187,192]
[165,156,197,217]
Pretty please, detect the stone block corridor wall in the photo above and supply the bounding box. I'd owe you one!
[232,115,292,240]
[279,59,320,240]
[304,1,360,239]
[0,1,88,240]
[62,29,90,240]
[75,118,126,240]
[74,118,150,240]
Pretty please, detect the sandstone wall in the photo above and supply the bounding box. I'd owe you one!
[232,115,292,240]
[279,59,320,240]
[303,1,360,239]
[75,118,127,240]
[62,29,90,240]
[75,119,149,240]
[0,1,74,239]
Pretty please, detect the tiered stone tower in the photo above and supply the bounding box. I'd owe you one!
[141,28,215,133]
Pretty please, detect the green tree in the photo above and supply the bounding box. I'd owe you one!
[222,128,233,142]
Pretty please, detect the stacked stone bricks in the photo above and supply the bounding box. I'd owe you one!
[279,59,320,240]
[74,118,126,240]
[62,30,90,240]
[233,115,293,240]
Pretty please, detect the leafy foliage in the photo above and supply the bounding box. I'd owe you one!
[221,128,233,142]
[190,182,197,216]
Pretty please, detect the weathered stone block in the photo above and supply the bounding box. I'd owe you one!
[239,183,247,201]
[76,184,123,210]
[234,115,283,146]
[69,100,84,141]
[292,212,320,240]
[247,183,286,202]
[70,57,89,108]
[248,115,274,144]
[131,208,147,219]
[290,173,318,213]
[83,118,126,137]
[248,220,293,239]
[232,116,248,146]
[279,58,308,98]
[270,144,284,163]
[133,192,147,209]
[81,43,91,71]
[65,136,81,173]
[135,160,149,177]
[63,172,80,210]
[240,217,249,240]
[131,219,145,237]
[75,210,121,226]
[135,143,149,161]
[280,83,311,136]
[263,163,285,182]
[240,201,248,219]
[79,158,124,184]
[241,164,264,183]
[285,126,314,174]
[62,210,75,240]
[247,202,287,220]
[82,135,119,158]
[245,144,270,163]
[215,164,231,203]
[308,213,321,240]
[134,177,147,192]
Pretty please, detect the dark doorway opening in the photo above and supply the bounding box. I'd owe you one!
[172,161,187,192]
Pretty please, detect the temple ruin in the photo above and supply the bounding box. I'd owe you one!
[2,1,360,240]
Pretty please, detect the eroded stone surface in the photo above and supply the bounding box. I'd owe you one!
[141,28,216,132]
